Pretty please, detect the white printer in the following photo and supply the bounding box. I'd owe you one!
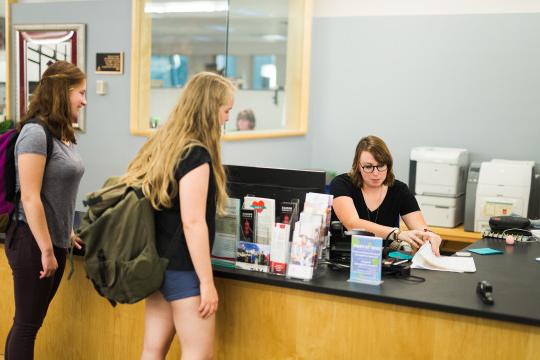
[474,159,535,232]
[409,147,469,227]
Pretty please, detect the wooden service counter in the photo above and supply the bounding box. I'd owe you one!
[1,238,539,359]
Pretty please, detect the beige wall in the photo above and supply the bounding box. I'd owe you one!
[314,0,540,17]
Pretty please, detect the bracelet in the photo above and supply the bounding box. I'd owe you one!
[423,228,433,233]
[393,229,402,241]
[386,228,398,241]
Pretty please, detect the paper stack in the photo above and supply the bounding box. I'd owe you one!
[412,244,476,273]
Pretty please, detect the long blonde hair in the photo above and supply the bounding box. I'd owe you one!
[122,72,234,214]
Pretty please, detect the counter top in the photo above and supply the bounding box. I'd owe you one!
[214,238,540,327]
[3,231,537,327]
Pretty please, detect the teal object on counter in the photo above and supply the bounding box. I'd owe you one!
[468,248,504,255]
[388,251,413,260]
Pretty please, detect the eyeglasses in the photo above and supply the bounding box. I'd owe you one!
[361,164,387,173]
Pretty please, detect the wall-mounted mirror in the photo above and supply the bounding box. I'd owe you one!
[14,23,86,130]
[131,0,312,140]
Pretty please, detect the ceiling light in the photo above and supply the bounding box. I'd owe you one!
[145,1,228,14]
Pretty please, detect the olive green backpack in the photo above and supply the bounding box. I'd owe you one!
[78,177,168,306]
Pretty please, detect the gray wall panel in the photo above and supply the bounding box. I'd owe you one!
[12,0,312,210]
[12,0,145,210]
[309,14,540,182]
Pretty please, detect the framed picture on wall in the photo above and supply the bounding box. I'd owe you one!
[14,23,86,131]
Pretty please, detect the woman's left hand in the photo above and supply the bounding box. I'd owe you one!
[70,233,84,250]
[199,281,219,319]
[422,231,442,256]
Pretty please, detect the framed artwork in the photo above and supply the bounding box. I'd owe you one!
[15,24,86,130]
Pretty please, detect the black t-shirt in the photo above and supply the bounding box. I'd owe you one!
[329,173,420,229]
[154,146,216,271]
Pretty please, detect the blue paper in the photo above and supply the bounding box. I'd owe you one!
[389,251,413,260]
[468,248,503,255]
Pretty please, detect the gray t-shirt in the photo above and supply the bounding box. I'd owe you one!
[15,123,85,248]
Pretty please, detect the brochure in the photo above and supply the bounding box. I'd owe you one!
[211,198,240,267]
[270,223,291,275]
[244,196,275,245]
[287,217,322,280]
[235,241,270,272]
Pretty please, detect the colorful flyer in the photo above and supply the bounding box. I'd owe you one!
[235,241,270,273]
[349,235,383,285]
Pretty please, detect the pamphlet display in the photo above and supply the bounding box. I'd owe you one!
[349,235,383,285]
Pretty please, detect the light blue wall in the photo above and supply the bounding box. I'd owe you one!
[13,3,540,209]
[12,0,145,210]
[12,0,312,210]
[308,14,540,182]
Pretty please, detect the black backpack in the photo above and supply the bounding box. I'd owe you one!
[78,177,169,306]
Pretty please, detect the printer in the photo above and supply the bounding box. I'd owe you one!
[409,147,469,227]
[474,159,537,232]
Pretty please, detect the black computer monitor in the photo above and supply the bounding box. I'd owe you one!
[224,165,326,212]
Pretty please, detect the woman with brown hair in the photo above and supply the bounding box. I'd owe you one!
[330,135,441,255]
[236,108,256,131]
[120,72,234,359]
[5,61,86,359]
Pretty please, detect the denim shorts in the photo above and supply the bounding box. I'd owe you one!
[159,270,200,302]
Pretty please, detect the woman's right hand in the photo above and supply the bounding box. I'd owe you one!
[40,250,58,279]
[198,281,219,319]
[397,229,426,250]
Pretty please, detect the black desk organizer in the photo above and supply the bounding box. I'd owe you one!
[225,165,327,211]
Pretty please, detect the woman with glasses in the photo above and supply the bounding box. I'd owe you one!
[330,135,441,255]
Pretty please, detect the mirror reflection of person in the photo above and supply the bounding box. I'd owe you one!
[330,135,442,255]
[236,109,256,131]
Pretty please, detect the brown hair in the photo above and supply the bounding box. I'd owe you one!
[348,135,395,188]
[19,61,85,143]
[236,108,256,130]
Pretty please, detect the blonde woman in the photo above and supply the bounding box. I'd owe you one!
[122,72,234,359]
